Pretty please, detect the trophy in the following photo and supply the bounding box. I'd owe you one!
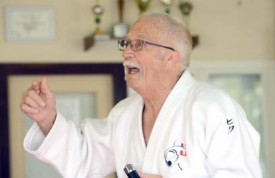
[83,1,107,50]
[178,1,193,30]
[135,0,152,14]
[178,1,199,48]
[92,1,110,40]
[160,0,173,14]
[92,3,104,35]
[112,0,129,39]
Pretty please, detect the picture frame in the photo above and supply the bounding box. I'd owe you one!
[4,6,56,42]
[0,63,127,178]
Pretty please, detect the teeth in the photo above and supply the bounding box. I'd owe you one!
[123,61,139,68]
[123,61,140,74]
[129,67,140,74]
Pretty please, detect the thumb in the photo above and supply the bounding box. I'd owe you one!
[40,78,51,98]
[32,80,40,90]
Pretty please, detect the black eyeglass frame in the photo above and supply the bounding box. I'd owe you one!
[118,39,175,52]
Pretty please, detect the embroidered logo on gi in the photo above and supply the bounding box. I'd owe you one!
[164,140,187,171]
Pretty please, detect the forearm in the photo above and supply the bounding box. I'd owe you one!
[24,113,115,177]
[24,113,89,177]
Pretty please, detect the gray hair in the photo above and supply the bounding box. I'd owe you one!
[138,12,192,68]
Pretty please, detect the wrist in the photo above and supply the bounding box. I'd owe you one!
[38,112,57,136]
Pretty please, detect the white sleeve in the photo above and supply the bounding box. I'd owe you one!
[199,97,263,178]
[23,112,115,178]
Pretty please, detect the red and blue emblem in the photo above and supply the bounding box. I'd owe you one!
[164,140,187,170]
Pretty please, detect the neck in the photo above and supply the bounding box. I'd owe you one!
[140,70,184,145]
[141,70,183,116]
[144,77,181,123]
[141,79,176,145]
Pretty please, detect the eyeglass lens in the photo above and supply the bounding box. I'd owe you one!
[118,40,143,51]
[118,40,128,51]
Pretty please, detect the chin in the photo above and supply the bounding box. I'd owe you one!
[126,80,134,88]
[126,80,139,91]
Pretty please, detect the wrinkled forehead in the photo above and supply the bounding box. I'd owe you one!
[127,19,163,41]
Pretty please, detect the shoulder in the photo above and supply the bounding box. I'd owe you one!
[114,94,142,110]
[108,94,142,118]
[189,81,239,110]
[187,81,246,127]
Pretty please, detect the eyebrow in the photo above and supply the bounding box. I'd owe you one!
[127,34,147,41]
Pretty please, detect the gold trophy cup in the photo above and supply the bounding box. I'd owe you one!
[178,1,193,29]
[178,1,199,48]
[135,0,152,14]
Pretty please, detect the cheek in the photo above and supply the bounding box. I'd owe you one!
[144,64,163,82]
[139,52,165,78]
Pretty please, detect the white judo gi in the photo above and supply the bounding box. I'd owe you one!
[24,70,262,178]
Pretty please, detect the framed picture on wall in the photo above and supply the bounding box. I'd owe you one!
[10,75,115,178]
[4,6,56,42]
[0,63,126,178]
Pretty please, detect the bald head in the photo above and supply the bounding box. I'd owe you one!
[134,12,192,67]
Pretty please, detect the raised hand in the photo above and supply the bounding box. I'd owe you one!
[20,78,56,135]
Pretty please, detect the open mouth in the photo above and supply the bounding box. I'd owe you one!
[124,62,141,75]
[128,66,140,74]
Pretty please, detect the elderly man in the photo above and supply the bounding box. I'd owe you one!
[22,13,262,178]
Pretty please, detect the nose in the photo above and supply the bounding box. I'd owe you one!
[122,46,134,61]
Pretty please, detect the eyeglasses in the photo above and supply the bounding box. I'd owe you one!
[118,39,175,52]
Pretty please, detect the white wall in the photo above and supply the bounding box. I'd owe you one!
[0,0,274,63]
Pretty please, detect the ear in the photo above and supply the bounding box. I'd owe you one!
[166,51,180,65]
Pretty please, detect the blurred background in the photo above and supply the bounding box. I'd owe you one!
[0,0,274,178]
